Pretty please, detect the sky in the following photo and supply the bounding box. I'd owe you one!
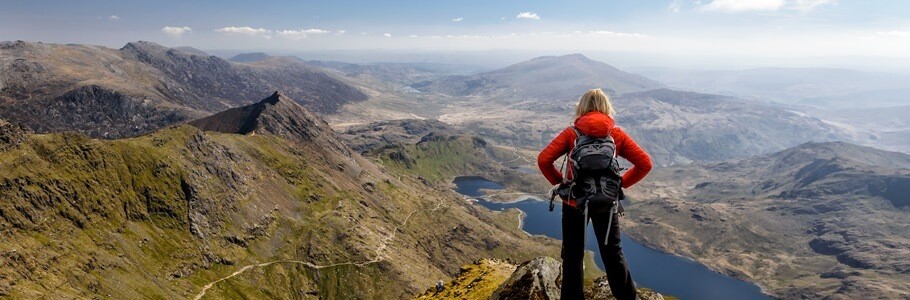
[3,0,910,70]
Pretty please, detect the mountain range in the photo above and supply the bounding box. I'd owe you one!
[635,67,910,109]
[626,141,910,298]
[412,54,665,100]
[337,54,845,165]
[613,89,846,164]
[0,41,366,138]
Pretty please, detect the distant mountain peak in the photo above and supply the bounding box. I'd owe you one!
[120,40,167,52]
[228,52,272,63]
[701,141,910,204]
[543,53,590,61]
[778,141,910,168]
[261,90,283,105]
[174,46,209,57]
[413,53,664,98]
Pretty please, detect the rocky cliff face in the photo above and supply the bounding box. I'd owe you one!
[0,93,558,298]
[1,84,189,138]
[0,41,366,139]
[119,41,367,114]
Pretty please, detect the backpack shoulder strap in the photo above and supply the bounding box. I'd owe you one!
[570,126,584,147]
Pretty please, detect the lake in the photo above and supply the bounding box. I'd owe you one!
[453,176,769,300]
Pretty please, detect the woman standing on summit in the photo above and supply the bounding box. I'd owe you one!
[538,88,652,300]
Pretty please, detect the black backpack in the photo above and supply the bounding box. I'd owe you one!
[568,127,623,214]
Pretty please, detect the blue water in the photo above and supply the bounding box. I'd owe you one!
[454,176,770,300]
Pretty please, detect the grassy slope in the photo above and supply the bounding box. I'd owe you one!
[0,126,559,299]
[371,134,549,194]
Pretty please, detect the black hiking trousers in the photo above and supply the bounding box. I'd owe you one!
[561,202,636,300]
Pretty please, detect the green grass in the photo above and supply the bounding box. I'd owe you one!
[0,127,566,299]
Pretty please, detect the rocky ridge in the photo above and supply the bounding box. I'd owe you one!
[0,40,366,138]
[0,92,558,298]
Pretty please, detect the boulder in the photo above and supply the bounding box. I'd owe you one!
[488,256,666,300]
[489,257,561,300]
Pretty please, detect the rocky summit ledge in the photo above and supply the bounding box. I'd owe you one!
[416,257,667,300]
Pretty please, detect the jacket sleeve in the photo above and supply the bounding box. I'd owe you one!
[613,127,652,188]
[537,127,573,185]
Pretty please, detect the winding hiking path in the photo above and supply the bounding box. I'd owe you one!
[193,200,446,300]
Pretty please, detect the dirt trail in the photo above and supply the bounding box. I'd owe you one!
[192,200,446,300]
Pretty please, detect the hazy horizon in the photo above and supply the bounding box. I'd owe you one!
[5,0,910,71]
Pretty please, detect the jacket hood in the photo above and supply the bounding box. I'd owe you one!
[573,111,615,138]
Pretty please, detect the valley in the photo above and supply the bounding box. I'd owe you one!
[625,142,910,298]
[318,52,908,299]
[1,40,907,299]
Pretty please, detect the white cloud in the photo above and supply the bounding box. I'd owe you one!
[161,26,192,38]
[360,32,367,35]
[383,33,392,38]
[792,0,836,11]
[702,0,835,12]
[304,28,330,34]
[108,15,119,20]
[703,0,785,12]
[877,31,910,37]
[276,30,307,40]
[275,28,332,40]
[409,34,418,38]
[516,12,540,20]
[588,30,647,38]
[335,30,346,35]
[215,26,271,37]
[452,17,463,22]
[668,0,683,13]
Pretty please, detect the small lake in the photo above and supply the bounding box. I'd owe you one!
[453,176,769,300]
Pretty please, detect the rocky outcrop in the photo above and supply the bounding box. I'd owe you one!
[583,277,666,300]
[420,257,666,300]
[489,257,562,300]
[0,119,28,151]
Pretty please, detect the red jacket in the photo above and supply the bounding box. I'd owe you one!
[537,111,653,207]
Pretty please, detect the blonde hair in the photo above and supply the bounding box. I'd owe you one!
[574,88,614,120]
